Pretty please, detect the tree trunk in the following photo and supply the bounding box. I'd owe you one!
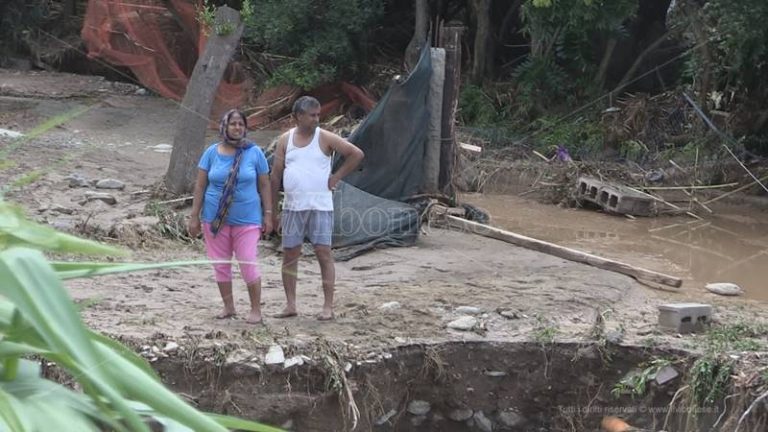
[595,37,617,89]
[405,0,428,71]
[164,6,243,195]
[469,0,491,84]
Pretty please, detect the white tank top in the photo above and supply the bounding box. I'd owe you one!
[283,127,334,211]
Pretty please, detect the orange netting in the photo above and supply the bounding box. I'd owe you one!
[81,0,248,121]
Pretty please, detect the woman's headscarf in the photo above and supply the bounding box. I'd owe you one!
[219,109,248,145]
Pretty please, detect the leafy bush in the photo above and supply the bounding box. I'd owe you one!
[458,84,503,127]
[532,115,604,159]
[701,0,768,94]
[516,0,637,111]
[0,200,281,432]
[241,0,383,89]
[0,0,47,57]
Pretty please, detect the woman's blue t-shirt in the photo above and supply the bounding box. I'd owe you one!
[198,142,269,226]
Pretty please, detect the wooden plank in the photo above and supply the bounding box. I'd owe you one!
[446,216,683,288]
[458,142,482,153]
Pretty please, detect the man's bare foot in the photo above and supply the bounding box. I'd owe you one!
[317,309,334,321]
[246,312,263,324]
[273,309,298,318]
[215,310,236,319]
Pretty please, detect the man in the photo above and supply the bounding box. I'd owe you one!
[271,96,364,321]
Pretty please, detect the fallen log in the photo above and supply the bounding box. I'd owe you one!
[445,216,683,288]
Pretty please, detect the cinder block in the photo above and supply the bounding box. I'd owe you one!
[576,176,603,204]
[597,184,654,216]
[658,303,712,334]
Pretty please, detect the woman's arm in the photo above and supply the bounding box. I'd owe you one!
[187,168,208,238]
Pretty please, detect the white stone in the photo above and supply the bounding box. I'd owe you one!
[474,411,493,432]
[448,408,473,421]
[162,342,179,353]
[407,400,431,416]
[499,310,521,319]
[379,301,401,311]
[264,345,285,365]
[0,128,23,138]
[84,191,117,205]
[447,316,477,331]
[456,306,482,315]
[498,409,525,428]
[705,282,743,296]
[375,409,397,426]
[95,178,126,190]
[283,356,304,369]
[149,143,173,153]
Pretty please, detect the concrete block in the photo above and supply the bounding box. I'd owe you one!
[597,184,654,216]
[658,303,712,334]
[576,176,603,204]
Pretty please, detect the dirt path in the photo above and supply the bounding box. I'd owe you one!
[2,68,767,360]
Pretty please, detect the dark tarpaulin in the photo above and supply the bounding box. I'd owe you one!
[330,46,432,260]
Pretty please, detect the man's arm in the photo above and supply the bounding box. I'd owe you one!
[323,130,364,190]
[270,134,287,225]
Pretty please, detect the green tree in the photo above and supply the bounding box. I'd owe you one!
[242,0,384,89]
[515,0,637,114]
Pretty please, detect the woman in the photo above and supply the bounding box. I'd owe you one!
[188,109,273,324]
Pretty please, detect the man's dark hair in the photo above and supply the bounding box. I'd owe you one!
[292,95,321,116]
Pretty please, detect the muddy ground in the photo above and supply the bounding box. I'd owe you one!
[2,69,768,430]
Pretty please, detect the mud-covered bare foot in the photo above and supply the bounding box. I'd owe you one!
[215,309,236,319]
[273,308,298,318]
[246,311,263,324]
[317,308,334,321]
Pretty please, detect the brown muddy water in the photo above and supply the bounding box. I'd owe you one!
[462,194,768,301]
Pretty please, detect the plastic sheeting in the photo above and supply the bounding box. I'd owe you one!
[330,46,432,259]
[81,0,247,119]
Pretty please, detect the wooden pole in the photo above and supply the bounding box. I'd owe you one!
[702,174,768,205]
[438,25,464,195]
[446,216,683,288]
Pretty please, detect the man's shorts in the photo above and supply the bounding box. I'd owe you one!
[281,210,333,248]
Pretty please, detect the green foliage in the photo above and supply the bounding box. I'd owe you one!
[690,356,733,406]
[514,0,637,111]
[0,0,47,56]
[242,0,383,89]
[611,358,673,399]
[532,116,604,159]
[512,57,571,117]
[458,85,504,126]
[700,0,768,93]
[0,198,282,431]
[700,322,768,354]
[532,316,558,345]
[618,139,648,162]
[521,0,638,76]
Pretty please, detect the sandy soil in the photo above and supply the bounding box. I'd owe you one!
[2,68,767,359]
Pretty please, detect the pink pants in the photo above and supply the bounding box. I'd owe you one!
[202,223,262,284]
